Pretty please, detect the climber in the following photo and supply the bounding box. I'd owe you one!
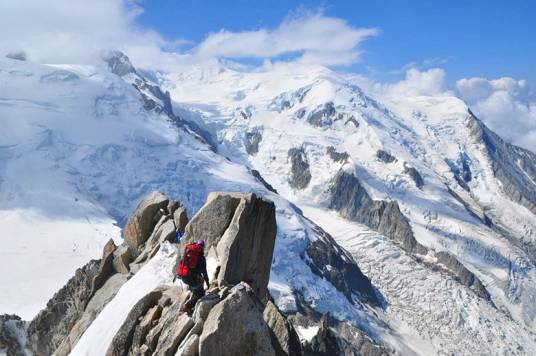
[176,239,210,314]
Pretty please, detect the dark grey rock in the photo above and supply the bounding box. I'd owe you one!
[404,165,424,189]
[376,150,396,163]
[245,128,263,155]
[288,147,311,190]
[27,260,100,356]
[304,222,380,307]
[250,168,278,193]
[307,102,337,127]
[329,171,427,255]
[0,314,26,356]
[105,290,162,356]
[467,111,536,215]
[435,251,490,300]
[327,146,349,163]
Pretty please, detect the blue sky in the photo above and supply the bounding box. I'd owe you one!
[136,0,536,84]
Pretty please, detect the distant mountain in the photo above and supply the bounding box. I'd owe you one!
[1,52,536,355]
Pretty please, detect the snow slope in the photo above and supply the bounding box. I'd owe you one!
[3,53,536,354]
[162,61,536,354]
[0,57,397,352]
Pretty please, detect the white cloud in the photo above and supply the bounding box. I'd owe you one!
[192,12,379,66]
[456,77,536,152]
[0,2,377,69]
[373,67,448,97]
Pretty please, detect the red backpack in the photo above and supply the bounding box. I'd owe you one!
[177,243,203,277]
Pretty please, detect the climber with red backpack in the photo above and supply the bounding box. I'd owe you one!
[176,239,210,314]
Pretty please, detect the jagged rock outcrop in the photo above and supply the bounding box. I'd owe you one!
[186,192,277,299]
[327,146,349,163]
[123,191,169,254]
[26,259,100,356]
[244,127,263,155]
[467,111,536,215]
[329,170,427,255]
[250,168,278,194]
[199,283,275,356]
[376,150,396,163]
[263,300,302,356]
[0,314,26,356]
[100,192,298,355]
[303,314,389,356]
[435,251,490,300]
[20,190,381,356]
[288,147,312,190]
[305,221,379,307]
[403,164,424,189]
[308,102,338,127]
[102,50,217,151]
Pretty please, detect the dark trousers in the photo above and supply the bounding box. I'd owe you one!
[181,274,205,309]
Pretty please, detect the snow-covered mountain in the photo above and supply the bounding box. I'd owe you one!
[1,52,536,355]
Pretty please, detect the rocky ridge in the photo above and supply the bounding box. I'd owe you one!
[3,190,387,355]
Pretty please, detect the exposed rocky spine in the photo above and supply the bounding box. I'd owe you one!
[288,147,312,190]
[403,164,424,189]
[327,146,349,163]
[244,127,263,155]
[305,220,380,307]
[376,150,396,163]
[435,252,490,300]
[467,110,536,215]
[329,170,428,255]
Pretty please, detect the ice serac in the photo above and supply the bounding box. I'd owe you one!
[468,111,536,215]
[329,170,427,255]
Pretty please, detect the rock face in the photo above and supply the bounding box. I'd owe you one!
[404,165,424,189]
[244,128,263,155]
[435,252,490,300]
[303,314,389,356]
[327,146,349,163]
[0,314,26,356]
[263,300,302,356]
[215,193,277,299]
[288,147,312,190]
[329,170,427,255]
[27,259,100,356]
[199,283,275,356]
[305,225,379,307]
[376,150,396,163]
[123,191,169,253]
[468,112,536,215]
[307,102,337,127]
